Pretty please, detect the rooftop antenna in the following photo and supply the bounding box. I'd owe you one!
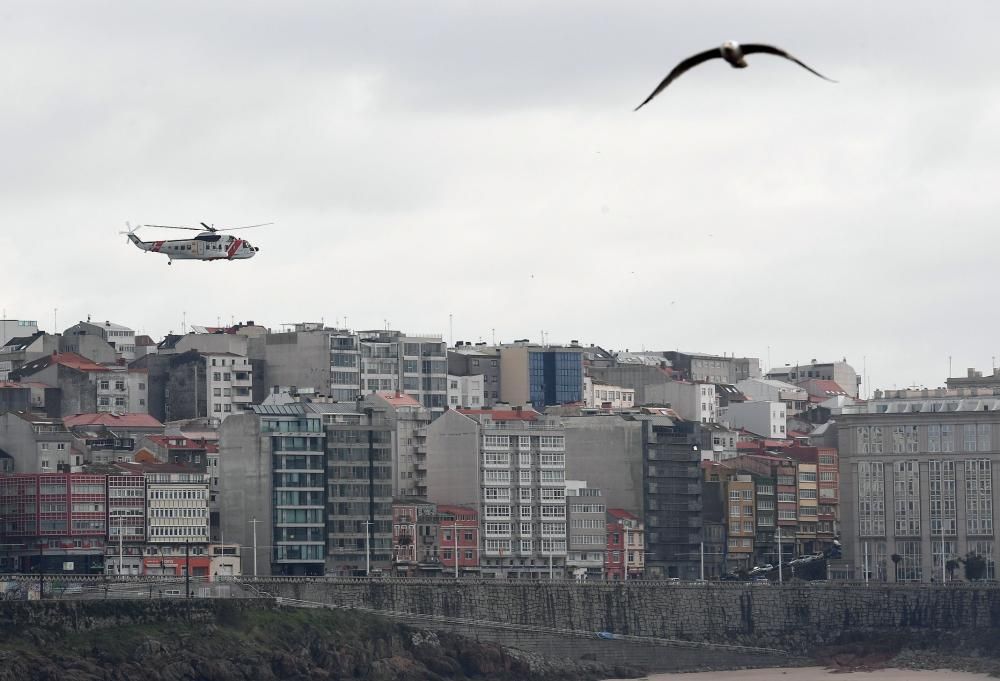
[449,313,453,347]
[53,308,58,332]
[949,355,952,380]
[491,328,496,345]
[182,311,187,334]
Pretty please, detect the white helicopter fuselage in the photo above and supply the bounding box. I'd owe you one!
[128,232,258,262]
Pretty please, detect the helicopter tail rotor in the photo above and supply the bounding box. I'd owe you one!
[120,221,142,242]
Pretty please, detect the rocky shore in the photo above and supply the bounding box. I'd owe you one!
[812,630,1000,678]
[0,602,639,681]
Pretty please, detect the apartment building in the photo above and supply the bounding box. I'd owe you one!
[566,481,607,579]
[605,508,644,579]
[219,401,394,577]
[425,407,568,579]
[257,326,449,414]
[438,504,480,577]
[447,374,485,410]
[583,377,635,411]
[105,473,146,575]
[496,343,585,410]
[448,345,501,407]
[115,462,211,577]
[11,352,148,416]
[0,472,107,573]
[838,391,1000,582]
[767,359,860,398]
[391,498,441,576]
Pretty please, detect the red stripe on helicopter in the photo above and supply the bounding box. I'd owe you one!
[151,241,165,252]
[227,239,242,259]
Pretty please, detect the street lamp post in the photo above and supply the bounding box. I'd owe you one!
[362,521,373,576]
[248,518,261,577]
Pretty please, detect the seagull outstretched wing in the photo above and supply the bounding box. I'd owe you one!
[740,44,837,82]
[634,47,723,110]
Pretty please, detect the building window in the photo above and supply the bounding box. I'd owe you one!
[979,423,992,452]
[941,425,954,452]
[928,425,941,452]
[965,424,978,452]
[966,459,994,536]
[893,460,921,536]
[894,540,922,582]
[858,461,885,536]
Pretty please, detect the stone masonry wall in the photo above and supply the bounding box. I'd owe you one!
[261,580,1000,651]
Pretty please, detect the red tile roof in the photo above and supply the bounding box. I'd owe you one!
[64,413,163,429]
[376,391,422,408]
[803,379,848,396]
[607,508,639,521]
[458,408,539,421]
[51,352,111,372]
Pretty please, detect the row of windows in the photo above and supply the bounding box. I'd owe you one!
[149,526,208,537]
[150,489,208,500]
[858,424,993,454]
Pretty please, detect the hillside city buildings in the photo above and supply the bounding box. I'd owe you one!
[1,315,994,584]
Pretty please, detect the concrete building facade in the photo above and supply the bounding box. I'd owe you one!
[566,481,607,579]
[425,408,568,579]
[63,320,136,362]
[0,319,39,349]
[838,394,1000,582]
[767,359,860,398]
[447,374,485,410]
[448,346,501,407]
[726,401,788,439]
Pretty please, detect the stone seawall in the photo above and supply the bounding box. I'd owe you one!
[259,580,1000,651]
[0,599,275,634]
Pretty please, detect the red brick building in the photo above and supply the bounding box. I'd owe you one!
[437,504,479,577]
[0,472,107,573]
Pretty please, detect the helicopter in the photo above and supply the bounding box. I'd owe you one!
[121,222,271,264]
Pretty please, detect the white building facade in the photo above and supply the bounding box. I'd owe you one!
[447,374,485,409]
[725,401,788,439]
[584,377,635,410]
[206,353,253,419]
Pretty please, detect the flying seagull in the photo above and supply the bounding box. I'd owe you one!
[635,41,835,110]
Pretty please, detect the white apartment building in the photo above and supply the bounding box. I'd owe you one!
[725,401,788,439]
[584,377,635,410]
[448,374,485,409]
[0,319,38,347]
[142,467,211,544]
[97,368,149,413]
[736,377,809,415]
[426,407,568,578]
[206,353,253,419]
[657,381,718,423]
[63,320,136,361]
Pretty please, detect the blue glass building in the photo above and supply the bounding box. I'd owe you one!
[528,350,584,409]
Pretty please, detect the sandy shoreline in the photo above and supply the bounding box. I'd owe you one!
[604,667,995,680]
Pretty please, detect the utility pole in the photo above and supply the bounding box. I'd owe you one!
[549,551,554,580]
[185,540,190,598]
[249,518,261,577]
[453,522,459,579]
[118,515,124,576]
[700,541,705,582]
[777,525,783,584]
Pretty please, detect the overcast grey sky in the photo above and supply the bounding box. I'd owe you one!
[3,1,998,392]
